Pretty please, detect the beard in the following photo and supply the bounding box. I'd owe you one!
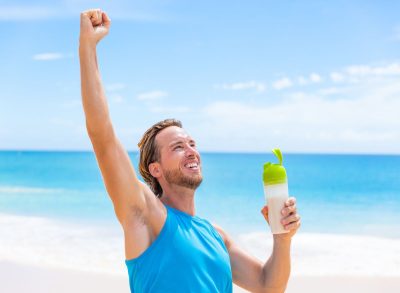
[164,167,203,190]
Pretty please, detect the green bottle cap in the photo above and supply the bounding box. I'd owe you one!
[263,148,287,185]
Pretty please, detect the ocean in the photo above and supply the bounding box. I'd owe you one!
[1,151,400,277]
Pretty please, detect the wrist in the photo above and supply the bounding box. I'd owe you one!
[273,234,292,245]
[79,39,97,53]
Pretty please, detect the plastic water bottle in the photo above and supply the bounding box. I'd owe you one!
[263,149,289,234]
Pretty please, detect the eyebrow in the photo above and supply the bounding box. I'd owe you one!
[169,139,196,148]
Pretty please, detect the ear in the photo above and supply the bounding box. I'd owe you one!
[149,162,162,178]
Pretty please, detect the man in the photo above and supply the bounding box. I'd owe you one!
[79,9,301,293]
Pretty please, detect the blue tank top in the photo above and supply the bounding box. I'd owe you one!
[125,204,233,293]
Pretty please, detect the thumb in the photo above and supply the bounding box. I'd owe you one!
[260,205,269,224]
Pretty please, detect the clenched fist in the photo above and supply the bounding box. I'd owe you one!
[79,9,111,47]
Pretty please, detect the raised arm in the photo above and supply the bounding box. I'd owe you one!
[79,9,158,225]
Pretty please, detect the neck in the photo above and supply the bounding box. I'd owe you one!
[160,185,196,216]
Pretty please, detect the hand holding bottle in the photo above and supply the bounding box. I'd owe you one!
[261,197,300,239]
[262,149,300,235]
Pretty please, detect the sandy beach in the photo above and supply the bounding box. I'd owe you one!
[1,261,399,293]
[0,261,129,293]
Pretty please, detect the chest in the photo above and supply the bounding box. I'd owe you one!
[128,215,233,292]
[166,219,231,273]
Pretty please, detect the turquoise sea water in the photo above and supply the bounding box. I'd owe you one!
[0,151,399,238]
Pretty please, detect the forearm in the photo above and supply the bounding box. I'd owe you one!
[79,42,113,138]
[261,237,291,292]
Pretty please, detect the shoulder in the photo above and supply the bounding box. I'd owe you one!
[211,223,233,249]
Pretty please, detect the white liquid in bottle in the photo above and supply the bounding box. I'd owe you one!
[264,183,289,234]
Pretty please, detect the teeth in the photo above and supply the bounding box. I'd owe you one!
[185,162,198,168]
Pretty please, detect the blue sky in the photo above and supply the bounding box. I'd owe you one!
[1,0,400,153]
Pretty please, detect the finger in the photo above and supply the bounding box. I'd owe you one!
[102,12,111,29]
[97,9,104,25]
[97,9,102,23]
[284,220,301,231]
[83,9,102,26]
[260,206,269,224]
[260,206,268,217]
[82,9,98,19]
[281,213,300,226]
[281,204,296,216]
[93,9,103,26]
[285,197,296,207]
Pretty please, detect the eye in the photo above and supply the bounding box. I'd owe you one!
[174,145,183,150]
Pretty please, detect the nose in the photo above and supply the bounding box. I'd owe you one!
[185,144,198,158]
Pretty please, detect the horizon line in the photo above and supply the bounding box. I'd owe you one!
[0,149,399,156]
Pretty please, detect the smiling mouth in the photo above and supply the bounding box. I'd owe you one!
[183,162,200,171]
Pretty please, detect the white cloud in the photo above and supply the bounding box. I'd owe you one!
[296,73,322,86]
[309,73,322,83]
[325,62,400,86]
[218,81,266,92]
[272,77,292,90]
[33,53,65,61]
[345,63,400,76]
[318,87,348,96]
[137,90,168,101]
[196,75,400,153]
[330,72,344,83]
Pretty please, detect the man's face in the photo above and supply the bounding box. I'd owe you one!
[155,126,202,190]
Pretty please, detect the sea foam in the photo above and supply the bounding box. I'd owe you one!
[0,213,126,275]
[238,231,400,276]
[1,213,400,277]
